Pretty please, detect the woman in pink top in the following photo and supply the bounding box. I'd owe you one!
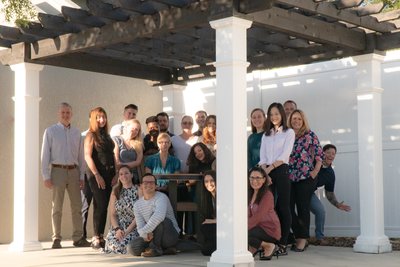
[248,166,281,261]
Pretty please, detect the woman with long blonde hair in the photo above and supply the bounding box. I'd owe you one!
[113,119,143,184]
[84,107,116,249]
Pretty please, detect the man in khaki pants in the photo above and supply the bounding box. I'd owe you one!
[41,102,90,249]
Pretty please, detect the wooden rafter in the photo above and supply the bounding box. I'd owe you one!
[246,6,366,51]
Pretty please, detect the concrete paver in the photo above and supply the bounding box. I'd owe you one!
[1,242,399,267]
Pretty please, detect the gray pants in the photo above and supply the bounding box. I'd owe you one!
[129,218,179,256]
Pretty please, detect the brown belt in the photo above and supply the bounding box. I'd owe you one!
[52,164,76,170]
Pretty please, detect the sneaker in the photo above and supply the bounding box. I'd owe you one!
[163,247,177,255]
[73,237,91,247]
[52,239,62,249]
[141,248,163,257]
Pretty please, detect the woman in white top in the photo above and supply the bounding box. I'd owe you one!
[171,115,199,172]
[259,102,295,256]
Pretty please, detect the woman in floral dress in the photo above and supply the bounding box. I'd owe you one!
[104,165,140,254]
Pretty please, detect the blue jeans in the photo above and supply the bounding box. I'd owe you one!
[310,193,325,240]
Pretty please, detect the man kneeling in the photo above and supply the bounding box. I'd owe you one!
[129,173,180,257]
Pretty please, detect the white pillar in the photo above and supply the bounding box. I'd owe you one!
[209,17,253,267]
[160,84,186,135]
[353,53,391,254]
[9,63,43,252]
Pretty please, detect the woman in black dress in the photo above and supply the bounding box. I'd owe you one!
[84,107,116,249]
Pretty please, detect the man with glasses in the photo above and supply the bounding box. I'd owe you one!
[110,104,138,137]
[128,173,180,257]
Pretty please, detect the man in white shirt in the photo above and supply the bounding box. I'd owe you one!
[129,173,180,257]
[110,104,138,137]
[41,103,90,249]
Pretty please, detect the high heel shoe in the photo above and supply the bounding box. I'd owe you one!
[260,245,279,261]
[275,244,288,256]
[252,248,263,258]
[291,241,309,252]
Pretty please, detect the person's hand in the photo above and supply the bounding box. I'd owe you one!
[111,175,118,186]
[44,179,53,189]
[337,202,351,212]
[267,175,273,186]
[115,229,125,241]
[310,169,319,179]
[143,232,153,242]
[79,180,84,190]
[95,174,106,189]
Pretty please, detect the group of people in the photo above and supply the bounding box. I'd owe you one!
[41,103,217,255]
[40,100,350,260]
[247,100,351,260]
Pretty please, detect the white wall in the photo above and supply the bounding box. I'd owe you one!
[171,51,400,238]
[0,64,162,243]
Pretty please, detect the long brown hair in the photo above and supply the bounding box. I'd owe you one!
[89,107,109,147]
[113,165,133,199]
[202,115,216,145]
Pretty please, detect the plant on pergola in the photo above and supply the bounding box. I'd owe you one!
[1,0,36,27]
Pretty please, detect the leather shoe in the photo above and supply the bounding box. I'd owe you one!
[163,247,177,255]
[141,248,162,257]
[52,239,62,249]
[73,238,91,247]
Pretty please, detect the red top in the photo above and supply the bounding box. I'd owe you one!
[248,190,281,241]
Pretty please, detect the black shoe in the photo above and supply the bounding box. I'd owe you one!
[260,245,279,261]
[73,238,91,247]
[275,245,288,256]
[52,239,62,249]
[252,248,263,258]
[291,241,309,252]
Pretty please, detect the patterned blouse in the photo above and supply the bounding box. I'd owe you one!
[289,130,323,182]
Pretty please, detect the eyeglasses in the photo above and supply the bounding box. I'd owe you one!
[249,176,265,181]
[142,181,155,185]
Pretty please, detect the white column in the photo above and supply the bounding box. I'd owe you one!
[9,63,43,252]
[160,84,186,135]
[209,17,253,267]
[353,53,391,254]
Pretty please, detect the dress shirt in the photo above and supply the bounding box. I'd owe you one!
[41,122,84,180]
[259,126,295,165]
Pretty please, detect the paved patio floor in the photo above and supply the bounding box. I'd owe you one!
[1,241,399,267]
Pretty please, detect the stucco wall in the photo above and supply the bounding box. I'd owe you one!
[0,64,162,243]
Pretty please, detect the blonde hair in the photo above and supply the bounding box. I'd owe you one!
[124,119,143,152]
[157,132,171,144]
[288,109,310,137]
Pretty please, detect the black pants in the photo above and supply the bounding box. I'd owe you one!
[248,226,277,249]
[81,174,93,239]
[269,164,291,246]
[88,170,113,237]
[200,223,216,256]
[290,177,317,239]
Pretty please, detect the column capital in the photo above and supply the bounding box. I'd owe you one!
[210,16,252,30]
[10,62,44,72]
[353,52,385,64]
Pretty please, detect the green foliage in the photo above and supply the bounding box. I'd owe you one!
[368,0,400,9]
[1,0,37,27]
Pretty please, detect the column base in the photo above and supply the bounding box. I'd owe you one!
[9,241,43,252]
[353,235,392,254]
[207,251,254,267]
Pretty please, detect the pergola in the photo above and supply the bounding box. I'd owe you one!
[1,0,399,265]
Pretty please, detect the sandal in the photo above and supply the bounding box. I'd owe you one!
[91,236,102,250]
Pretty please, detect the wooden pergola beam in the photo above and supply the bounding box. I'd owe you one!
[246,6,366,51]
[30,2,211,60]
[32,52,173,82]
[276,0,396,33]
